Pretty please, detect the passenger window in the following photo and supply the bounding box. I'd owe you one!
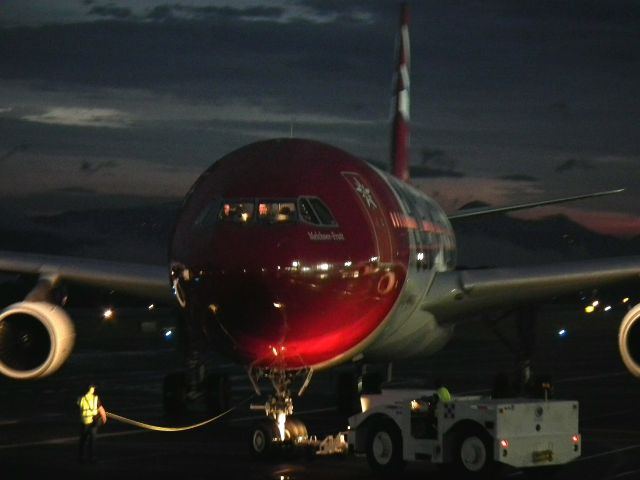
[218,201,255,223]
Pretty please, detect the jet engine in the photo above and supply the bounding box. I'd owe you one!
[619,303,640,378]
[0,301,75,380]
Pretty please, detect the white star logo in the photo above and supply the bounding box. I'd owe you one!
[354,179,377,209]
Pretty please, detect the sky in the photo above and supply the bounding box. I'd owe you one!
[1,0,639,237]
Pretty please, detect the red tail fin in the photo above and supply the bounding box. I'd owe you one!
[390,2,411,182]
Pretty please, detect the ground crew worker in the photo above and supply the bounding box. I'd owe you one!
[420,378,452,438]
[434,377,452,403]
[77,384,106,463]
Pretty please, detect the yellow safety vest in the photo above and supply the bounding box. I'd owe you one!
[79,393,99,425]
[436,386,452,402]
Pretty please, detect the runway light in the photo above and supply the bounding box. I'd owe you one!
[273,302,283,309]
[164,329,173,338]
[604,305,612,312]
[103,308,114,320]
[623,297,630,304]
[558,329,567,337]
[148,303,155,311]
[344,261,352,267]
[592,300,599,307]
[585,305,595,314]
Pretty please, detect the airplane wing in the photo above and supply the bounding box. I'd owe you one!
[0,250,172,303]
[426,255,640,323]
[448,189,624,220]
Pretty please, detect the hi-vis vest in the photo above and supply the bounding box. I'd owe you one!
[436,386,452,403]
[79,393,99,425]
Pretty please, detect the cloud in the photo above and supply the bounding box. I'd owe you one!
[498,174,538,182]
[144,4,286,22]
[22,107,132,128]
[0,143,28,162]
[54,186,96,194]
[517,206,640,238]
[555,158,596,173]
[88,5,132,20]
[80,160,119,174]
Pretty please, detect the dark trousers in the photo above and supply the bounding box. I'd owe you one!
[78,421,98,461]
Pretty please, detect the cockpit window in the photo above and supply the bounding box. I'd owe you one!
[299,198,320,224]
[194,200,220,228]
[257,201,297,223]
[310,198,336,225]
[298,197,337,226]
[200,197,337,227]
[218,201,255,223]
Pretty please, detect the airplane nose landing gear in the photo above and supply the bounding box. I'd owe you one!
[248,367,316,459]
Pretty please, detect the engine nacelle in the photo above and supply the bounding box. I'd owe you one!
[0,301,75,380]
[619,303,640,378]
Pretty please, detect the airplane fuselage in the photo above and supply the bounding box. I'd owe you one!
[170,138,457,371]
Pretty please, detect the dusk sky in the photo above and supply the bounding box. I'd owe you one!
[1,0,639,237]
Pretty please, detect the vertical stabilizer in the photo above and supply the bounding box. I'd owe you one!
[390,2,411,182]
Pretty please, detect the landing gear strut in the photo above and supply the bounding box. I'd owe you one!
[247,367,315,459]
[487,306,552,398]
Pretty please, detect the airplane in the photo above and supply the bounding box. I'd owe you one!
[0,1,639,458]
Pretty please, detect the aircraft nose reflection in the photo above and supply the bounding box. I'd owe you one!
[196,256,402,368]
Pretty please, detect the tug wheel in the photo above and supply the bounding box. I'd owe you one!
[365,417,405,474]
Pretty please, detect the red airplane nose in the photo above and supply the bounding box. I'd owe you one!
[199,256,403,369]
[169,139,412,370]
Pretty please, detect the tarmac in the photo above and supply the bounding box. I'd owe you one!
[1,302,639,479]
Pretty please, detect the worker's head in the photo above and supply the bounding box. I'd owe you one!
[88,384,96,394]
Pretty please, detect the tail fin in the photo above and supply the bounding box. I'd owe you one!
[390,2,411,182]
